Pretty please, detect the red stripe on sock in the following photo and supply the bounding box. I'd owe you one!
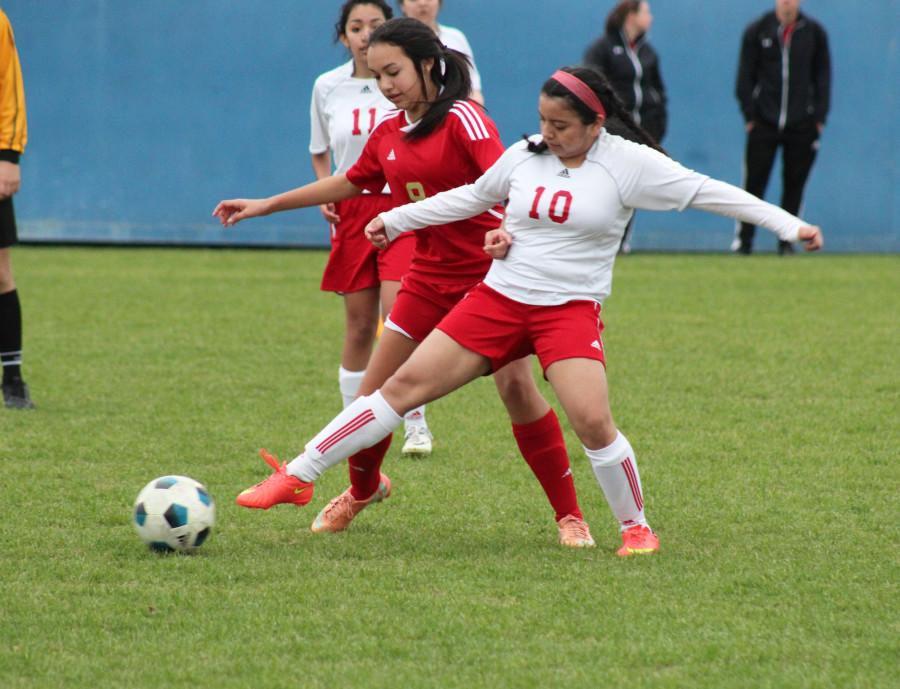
[622,458,643,511]
[317,413,375,453]
[316,410,375,454]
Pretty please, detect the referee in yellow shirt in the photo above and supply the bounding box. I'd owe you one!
[0,7,32,409]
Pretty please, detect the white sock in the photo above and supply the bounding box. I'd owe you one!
[404,405,428,429]
[287,390,403,482]
[338,366,365,408]
[584,431,649,531]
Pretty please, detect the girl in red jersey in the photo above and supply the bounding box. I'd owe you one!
[219,65,823,555]
[310,1,432,454]
[214,19,594,548]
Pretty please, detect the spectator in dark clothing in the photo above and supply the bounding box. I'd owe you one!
[733,0,830,255]
[583,1,666,253]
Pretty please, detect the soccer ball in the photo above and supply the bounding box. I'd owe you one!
[133,475,215,553]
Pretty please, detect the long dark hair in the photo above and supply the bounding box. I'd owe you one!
[527,65,665,155]
[369,17,473,140]
[334,0,393,42]
[605,0,642,34]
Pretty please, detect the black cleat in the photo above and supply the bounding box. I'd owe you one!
[3,380,35,409]
[777,240,795,256]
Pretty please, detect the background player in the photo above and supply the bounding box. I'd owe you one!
[396,0,484,104]
[0,8,32,410]
[226,65,823,556]
[215,19,594,548]
[310,1,433,456]
[583,0,667,253]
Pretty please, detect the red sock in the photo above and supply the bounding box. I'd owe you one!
[348,434,393,500]
[512,409,582,521]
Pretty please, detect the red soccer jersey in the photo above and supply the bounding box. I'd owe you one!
[346,101,505,284]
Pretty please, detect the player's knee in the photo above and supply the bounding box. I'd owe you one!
[0,272,14,293]
[0,252,13,292]
[382,365,429,410]
[571,410,617,450]
[493,365,539,405]
[345,322,377,352]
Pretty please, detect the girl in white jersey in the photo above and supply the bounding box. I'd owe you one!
[232,65,823,556]
[311,1,433,455]
[397,0,484,104]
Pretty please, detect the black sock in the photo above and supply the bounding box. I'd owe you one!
[0,288,23,384]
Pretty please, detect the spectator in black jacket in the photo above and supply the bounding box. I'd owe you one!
[733,0,830,255]
[583,1,666,253]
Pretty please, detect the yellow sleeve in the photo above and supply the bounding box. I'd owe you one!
[0,10,27,157]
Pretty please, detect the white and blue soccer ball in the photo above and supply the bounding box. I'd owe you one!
[133,475,215,553]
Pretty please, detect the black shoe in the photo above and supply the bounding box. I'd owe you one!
[3,380,35,409]
[777,241,795,256]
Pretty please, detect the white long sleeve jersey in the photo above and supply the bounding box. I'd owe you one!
[380,131,806,305]
[309,61,395,175]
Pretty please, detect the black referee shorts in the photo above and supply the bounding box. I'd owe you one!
[0,196,17,248]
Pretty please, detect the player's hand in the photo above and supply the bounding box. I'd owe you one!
[0,161,21,199]
[797,225,824,252]
[211,198,270,227]
[364,216,390,249]
[745,121,755,133]
[320,203,340,224]
[484,228,513,259]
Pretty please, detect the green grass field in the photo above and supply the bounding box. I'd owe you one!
[1,247,897,689]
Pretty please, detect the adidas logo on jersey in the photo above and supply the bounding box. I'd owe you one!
[557,168,570,178]
[360,85,372,93]
[386,149,396,161]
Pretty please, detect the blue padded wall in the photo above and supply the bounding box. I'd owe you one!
[8,0,899,251]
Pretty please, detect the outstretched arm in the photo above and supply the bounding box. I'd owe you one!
[377,183,497,240]
[690,178,823,251]
[212,174,361,227]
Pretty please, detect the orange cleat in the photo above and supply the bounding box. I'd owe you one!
[557,515,596,548]
[310,473,391,533]
[235,449,314,509]
[616,524,660,557]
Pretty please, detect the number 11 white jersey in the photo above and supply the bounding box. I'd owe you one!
[309,61,395,175]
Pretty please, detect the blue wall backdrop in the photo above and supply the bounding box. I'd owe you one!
[7,1,900,251]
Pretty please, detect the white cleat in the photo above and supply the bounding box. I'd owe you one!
[401,425,433,457]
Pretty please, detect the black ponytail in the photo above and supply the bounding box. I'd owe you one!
[526,65,666,156]
[369,18,474,141]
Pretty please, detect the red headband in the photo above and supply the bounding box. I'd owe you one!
[550,70,606,119]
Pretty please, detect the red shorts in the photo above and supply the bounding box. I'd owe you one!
[436,283,606,373]
[385,273,478,343]
[320,194,415,293]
